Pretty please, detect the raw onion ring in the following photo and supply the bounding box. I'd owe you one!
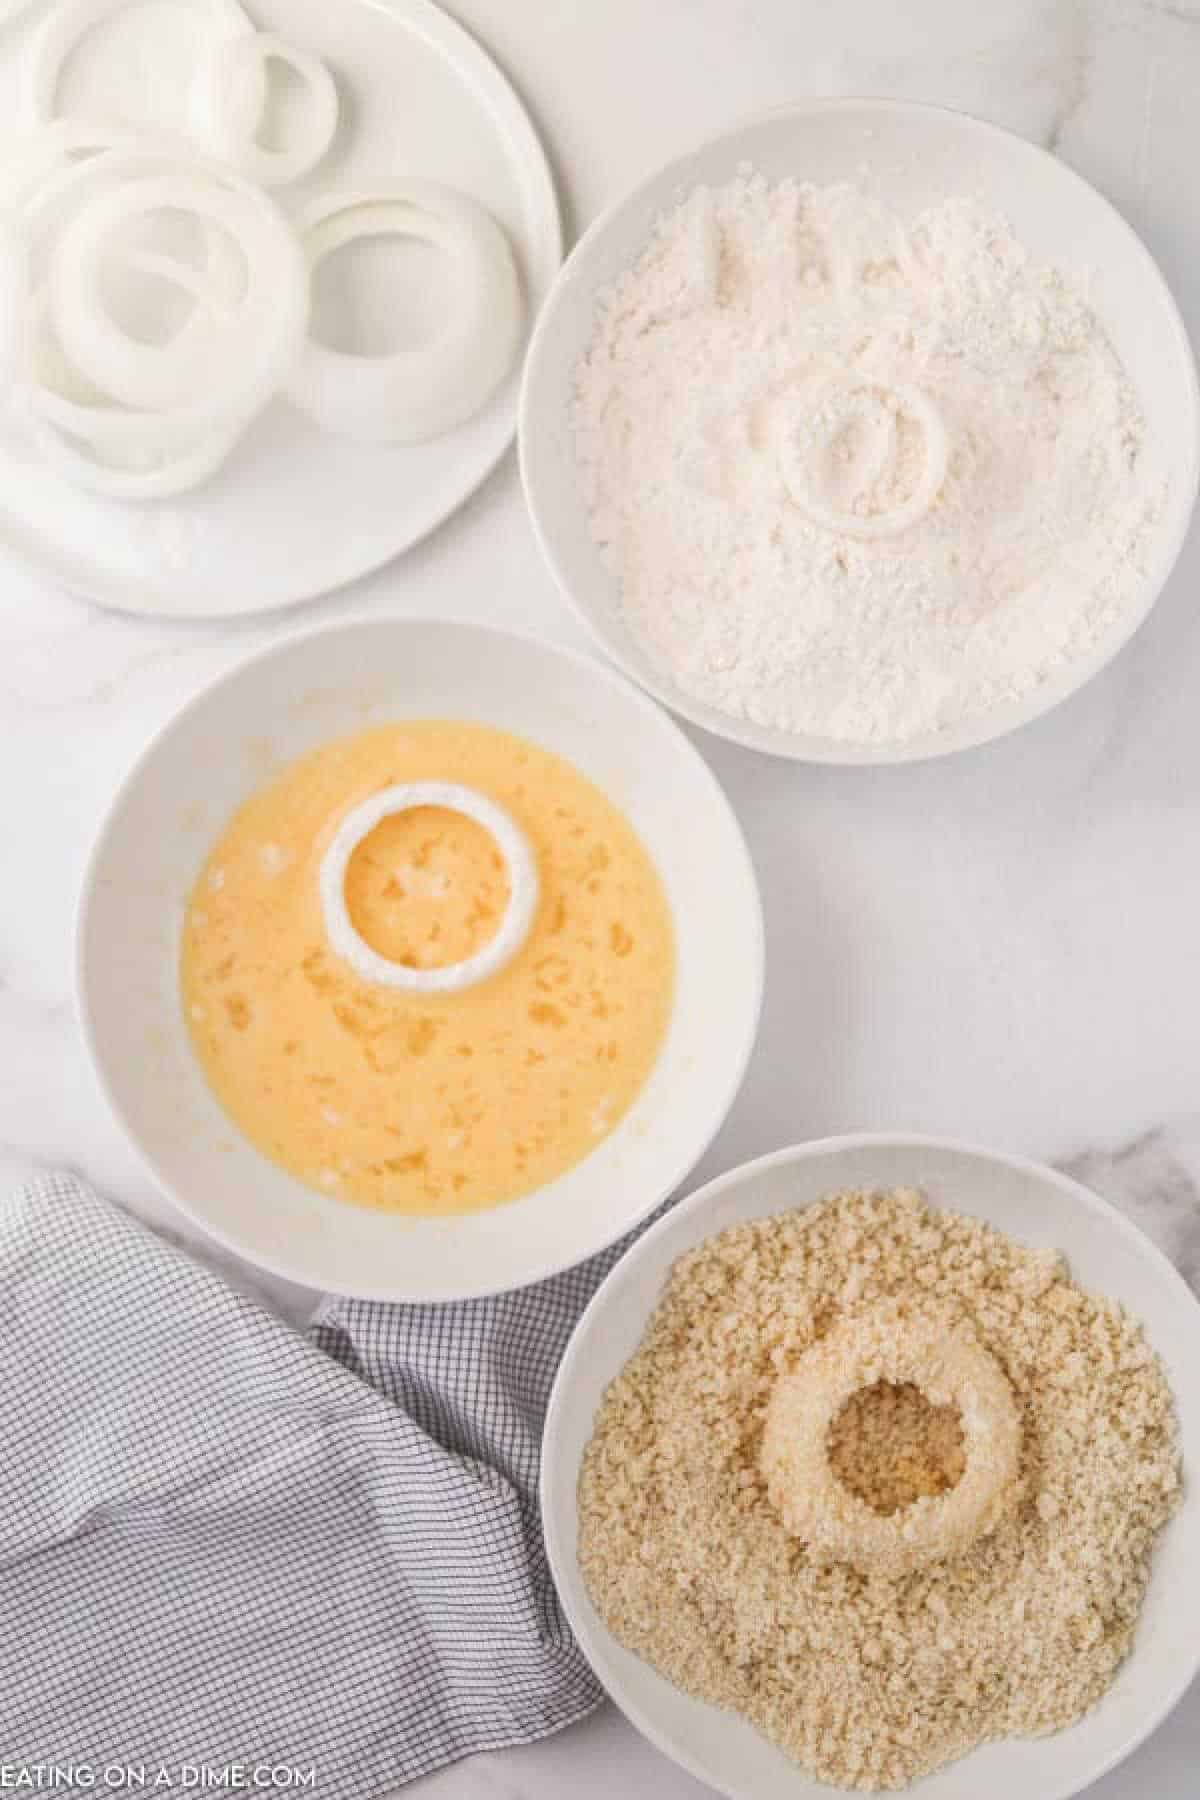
[199,31,338,188]
[21,0,260,129]
[27,400,245,497]
[319,782,540,993]
[0,118,140,210]
[22,279,249,495]
[7,142,254,438]
[761,1304,1023,1578]
[24,285,242,456]
[5,140,305,496]
[0,217,29,396]
[122,245,238,325]
[285,180,524,444]
[13,134,251,373]
[19,287,250,496]
[47,165,307,412]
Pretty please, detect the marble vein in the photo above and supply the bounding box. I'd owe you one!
[1042,0,1095,153]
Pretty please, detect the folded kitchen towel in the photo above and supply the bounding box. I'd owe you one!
[0,1172,632,1797]
[2,1139,1197,1796]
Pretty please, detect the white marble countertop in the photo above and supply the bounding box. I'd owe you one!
[3,0,1200,1793]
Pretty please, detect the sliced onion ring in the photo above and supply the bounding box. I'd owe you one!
[25,286,237,452]
[0,218,30,397]
[319,782,540,993]
[8,141,255,437]
[0,125,243,253]
[5,143,307,497]
[123,246,238,325]
[200,31,338,188]
[0,119,141,211]
[27,402,246,497]
[286,181,524,445]
[47,165,307,412]
[16,285,250,496]
[21,0,261,129]
[14,135,252,376]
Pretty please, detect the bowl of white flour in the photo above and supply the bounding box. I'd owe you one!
[520,100,1199,762]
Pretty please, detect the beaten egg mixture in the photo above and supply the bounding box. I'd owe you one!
[181,720,675,1215]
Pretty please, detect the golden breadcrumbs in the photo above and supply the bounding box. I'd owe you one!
[829,1381,965,1514]
[577,1188,1181,1791]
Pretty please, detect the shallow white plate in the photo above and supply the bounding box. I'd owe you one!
[76,617,764,1300]
[0,0,561,616]
[542,1135,1200,1800]
[520,99,1200,763]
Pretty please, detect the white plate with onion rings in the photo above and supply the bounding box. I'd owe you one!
[76,617,765,1300]
[0,0,561,615]
[542,1134,1200,1800]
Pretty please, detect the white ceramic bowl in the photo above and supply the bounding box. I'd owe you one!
[542,1135,1200,1800]
[520,99,1200,764]
[76,619,763,1301]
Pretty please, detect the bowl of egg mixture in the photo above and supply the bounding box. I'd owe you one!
[76,618,763,1300]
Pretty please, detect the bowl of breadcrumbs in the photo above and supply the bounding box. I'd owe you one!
[542,1136,1200,1799]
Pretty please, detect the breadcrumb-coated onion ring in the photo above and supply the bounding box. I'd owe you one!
[761,1303,1022,1577]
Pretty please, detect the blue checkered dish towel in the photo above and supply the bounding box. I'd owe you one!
[0,1174,633,1797]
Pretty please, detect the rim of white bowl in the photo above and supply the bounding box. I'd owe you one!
[542,1130,1200,1800]
[74,614,766,1300]
[519,96,1200,766]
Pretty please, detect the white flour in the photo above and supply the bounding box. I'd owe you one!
[573,175,1163,745]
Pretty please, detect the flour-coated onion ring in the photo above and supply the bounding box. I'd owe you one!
[319,782,540,993]
[47,166,307,412]
[21,0,260,129]
[779,375,949,541]
[761,1304,1022,1578]
[0,217,29,396]
[285,181,524,444]
[199,31,338,188]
